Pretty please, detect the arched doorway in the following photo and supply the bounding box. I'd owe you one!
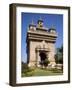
[39,51,47,64]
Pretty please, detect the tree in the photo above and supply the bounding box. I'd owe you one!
[21,61,29,73]
[55,45,63,64]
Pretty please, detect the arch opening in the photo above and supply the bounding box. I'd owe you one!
[39,51,47,63]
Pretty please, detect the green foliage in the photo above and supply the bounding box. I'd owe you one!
[44,59,50,67]
[48,68,62,73]
[55,45,63,64]
[21,62,35,76]
[22,68,63,77]
[21,62,29,73]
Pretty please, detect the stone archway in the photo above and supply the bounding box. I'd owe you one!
[39,51,47,62]
[39,51,47,66]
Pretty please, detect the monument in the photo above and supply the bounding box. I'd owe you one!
[26,18,57,67]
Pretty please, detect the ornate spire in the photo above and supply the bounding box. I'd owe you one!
[37,17,43,28]
[39,16,42,21]
[31,18,34,25]
[48,24,56,33]
[51,24,55,29]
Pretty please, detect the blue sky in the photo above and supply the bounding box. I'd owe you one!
[21,12,63,62]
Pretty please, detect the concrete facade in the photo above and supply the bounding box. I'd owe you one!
[26,19,57,67]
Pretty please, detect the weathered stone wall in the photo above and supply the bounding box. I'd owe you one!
[47,43,56,65]
[28,41,41,67]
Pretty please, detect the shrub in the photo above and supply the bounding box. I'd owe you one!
[21,62,35,76]
[21,62,29,73]
[39,58,50,68]
[44,60,50,67]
